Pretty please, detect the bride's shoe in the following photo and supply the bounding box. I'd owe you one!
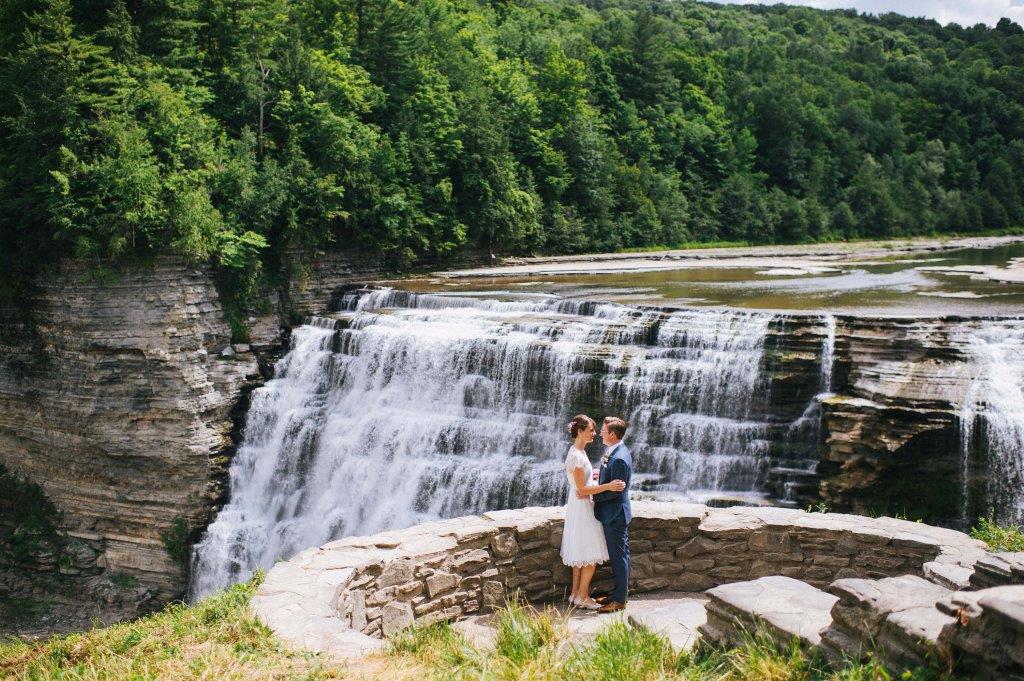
[568,594,579,607]
[579,598,601,610]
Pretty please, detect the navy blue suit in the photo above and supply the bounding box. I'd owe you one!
[593,442,632,604]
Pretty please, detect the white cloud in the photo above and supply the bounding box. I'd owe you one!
[706,0,1024,27]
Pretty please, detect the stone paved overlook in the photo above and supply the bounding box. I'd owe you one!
[249,502,1024,676]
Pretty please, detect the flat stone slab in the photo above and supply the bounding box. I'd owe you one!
[923,561,974,590]
[627,593,708,651]
[823,575,953,670]
[701,575,838,648]
[452,615,499,649]
[550,592,680,641]
[450,601,631,650]
[970,552,1024,589]
[938,585,1024,679]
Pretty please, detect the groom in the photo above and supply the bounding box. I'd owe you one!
[592,416,632,613]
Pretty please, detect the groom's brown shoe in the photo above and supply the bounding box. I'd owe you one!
[597,601,625,613]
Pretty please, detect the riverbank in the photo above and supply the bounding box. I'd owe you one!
[383,235,1024,316]
[444,235,1024,277]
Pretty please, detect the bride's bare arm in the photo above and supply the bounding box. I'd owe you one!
[572,467,625,496]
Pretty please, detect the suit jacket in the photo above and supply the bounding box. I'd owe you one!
[593,442,632,524]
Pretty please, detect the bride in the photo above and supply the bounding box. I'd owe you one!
[560,414,626,609]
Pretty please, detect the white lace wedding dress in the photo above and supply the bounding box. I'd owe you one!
[559,446,610,567]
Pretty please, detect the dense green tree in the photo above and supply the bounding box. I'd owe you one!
[2,0,1023,309]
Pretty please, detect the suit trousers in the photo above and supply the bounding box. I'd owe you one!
[601,513,630,604]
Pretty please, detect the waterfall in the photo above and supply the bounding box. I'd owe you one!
[773,315,836,506]
[819,315,836,395]
[190,291,789,597]
[957,321,1024,525]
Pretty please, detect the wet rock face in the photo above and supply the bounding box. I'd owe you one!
[818,316,1023,526]
[0,257,263,621]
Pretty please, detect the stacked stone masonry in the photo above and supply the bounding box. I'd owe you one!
[251,502,995,662]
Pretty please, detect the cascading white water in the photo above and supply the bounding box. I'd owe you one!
[189,290,783,597]
[772,315,836,505]
[956,320,1024,525]
[819,315,836,395]
[785,315,836,439]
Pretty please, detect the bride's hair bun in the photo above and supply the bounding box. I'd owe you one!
[568,414,595,438]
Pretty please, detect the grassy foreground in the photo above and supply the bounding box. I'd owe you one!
[1,576,965,681]
[382,601,962,681]
[0,574,340,680]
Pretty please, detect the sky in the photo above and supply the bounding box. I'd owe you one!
[708,0,1024,27]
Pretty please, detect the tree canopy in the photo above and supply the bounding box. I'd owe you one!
[1,0,1022,295]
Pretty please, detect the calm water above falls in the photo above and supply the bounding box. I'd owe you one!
[399,242,1024,316]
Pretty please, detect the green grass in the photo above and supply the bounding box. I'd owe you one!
[564,620,679,680]
[971,515,1024,552]
[0,572,342,680]
[387,620,478,671]
[2,584,971,681]
[382,605,965,681]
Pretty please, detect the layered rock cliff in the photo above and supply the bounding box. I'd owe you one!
[818,316,1019,527]
[0,252,486,634]
[0,258,262,632]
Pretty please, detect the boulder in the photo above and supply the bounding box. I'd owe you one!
[627,594,709,652]
[970,553,1024,590]
[700,575,838,649]
[923,561,974,590]
[822,574,953,670]
[938,585,1024,680]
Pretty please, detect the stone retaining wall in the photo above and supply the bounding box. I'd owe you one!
[251,502,988,658]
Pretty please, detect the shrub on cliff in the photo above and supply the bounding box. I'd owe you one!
[0,463,64,568]
[971,515,1024,551]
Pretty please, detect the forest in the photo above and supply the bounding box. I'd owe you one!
[1,0,1022,302]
